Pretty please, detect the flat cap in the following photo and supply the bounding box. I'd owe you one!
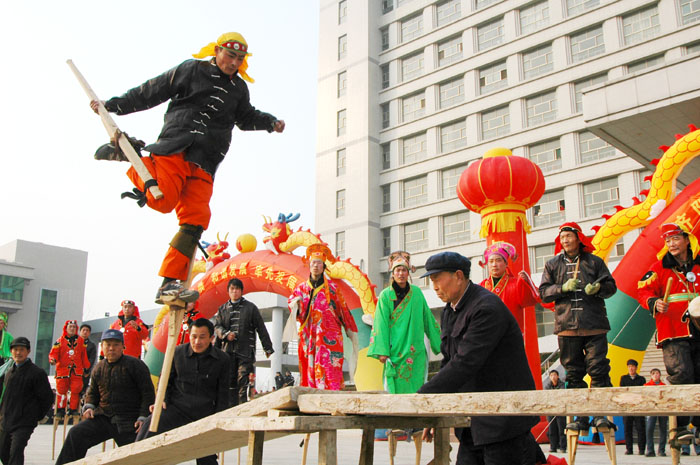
[10,337,30,350]
[420,252,471,278]
[101,329,124,342]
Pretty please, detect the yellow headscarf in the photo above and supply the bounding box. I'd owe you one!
[193,32,254,83]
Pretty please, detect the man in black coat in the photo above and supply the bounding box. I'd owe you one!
[214,278,274,406]
[79,324,97,396]
[417,252,540,465]
[619,359,646,455]
[55,330,155,465]
[0,337,53,465]
[137,318,229,464]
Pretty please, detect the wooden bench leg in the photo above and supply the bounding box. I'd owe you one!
[319,430,338,465]
[247,431,264,465]
[359,428,375,465]
[413,430,423,465]
[434,427,450,465]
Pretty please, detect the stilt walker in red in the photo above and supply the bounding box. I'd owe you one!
[49,320,90,418]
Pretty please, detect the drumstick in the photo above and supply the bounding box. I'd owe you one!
[663,277,673,302]
[573,259,580,280]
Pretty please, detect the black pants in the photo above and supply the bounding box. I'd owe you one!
[662,338,700,427]
[558,334,612,388]
[55,415,137,465]
[547,416,567,451]
[0,426,34,465]
[137,405,217,465]
[228,356,254,407]
[456,429,540,465]
[624,416,646,453]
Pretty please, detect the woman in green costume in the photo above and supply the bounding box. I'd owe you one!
[368,251,441,394]
[0,313,13,364]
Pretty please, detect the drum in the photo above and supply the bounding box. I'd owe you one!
[687,296,700,331]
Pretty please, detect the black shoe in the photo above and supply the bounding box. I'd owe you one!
[155,281,199,305]
[625,451,633,455]
[561,449,566,453]
[682,450,690,456]
[658,450,666,456]
[638,450,645,455]
[645,451,655,457]
[549,448,557,453]
[94,135,145,162]
[592,416,616,431]
[566,417,590,432]
[672,427,694,445]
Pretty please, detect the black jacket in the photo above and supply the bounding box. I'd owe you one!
[539,252,617,334]
[619,374,646,387]
[214,298,274,361]
[85,354,155,433]
[165,344,230,418]
[0,359,53,432]
[105,59,277,177]
[85,339,97,376]
[418,283,538,446]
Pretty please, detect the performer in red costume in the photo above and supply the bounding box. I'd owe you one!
[110,300,149,359]
[49,320,90,418]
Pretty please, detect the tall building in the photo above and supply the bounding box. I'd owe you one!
[0,240,87,373]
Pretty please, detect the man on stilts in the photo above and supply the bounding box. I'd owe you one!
[90,32,285,303]
[49,320,90,419]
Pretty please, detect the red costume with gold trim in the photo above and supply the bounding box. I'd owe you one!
[49,320,90,411]
[480,272,540,332]
[110,302,149,358]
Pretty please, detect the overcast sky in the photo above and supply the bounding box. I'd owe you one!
[1,1,320,320]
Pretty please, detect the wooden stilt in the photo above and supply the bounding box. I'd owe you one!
[592,416,616,465]
[434,428,450,464]
[62,410,69,441]
[669,416,680,465]
[359,428,375,465]
[246,431,264,465]
[318,430,337,465]
[565,416,581,465]
[412,430,423,465]
[51,401,59,461]
[387,430,396,465]
[301,433,311,465]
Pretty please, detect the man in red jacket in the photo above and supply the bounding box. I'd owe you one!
[49,320,90,418]
[110,300,149,359]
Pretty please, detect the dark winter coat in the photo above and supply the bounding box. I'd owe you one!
[105,59,277,176]
[84,339,97,376]
[214,298,274,362]
[539,252,617,334]
[418,283,538,446]
[0,359,53,432]
[619,374,646,387]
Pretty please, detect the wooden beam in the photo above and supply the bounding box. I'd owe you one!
[297,385,700,417]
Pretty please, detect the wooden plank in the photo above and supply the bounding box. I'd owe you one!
[358,428,375,465]
[297,385,700,417]
[318,430,337,465]
[246,431,264,465]
[434,428,450,465]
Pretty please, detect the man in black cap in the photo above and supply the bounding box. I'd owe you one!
[56,329,155,465]
[0,337,53,465]
[417,251,541,465]
[619,359,646,455]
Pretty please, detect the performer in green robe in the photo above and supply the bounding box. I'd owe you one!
[368,251,441,394]
[0,313,13,364]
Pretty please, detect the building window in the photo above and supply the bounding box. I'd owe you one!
[627,54,664,73]
[574,74,607,113]
[337,71,347,97]
[579,130,615,163]
[529,139,562,173]
[441,165,465,198]
[402,91,426,122]
[337,109,347,136]
[336,189,346,217]
[381,103,390,129]
[381,27,390,51]
[481,105,510,140]
[639,169,653,195]
[36,288,58,373]
[566,0,599,17]
[477,17,504,51]
[402,132,427,164]
[382,0,394,14]
[523,43,553,79]
[443,212,470,245]
[526,91,557,127]
[622,5,660,46]
[382,143,391,169]
[439,76,465,109]
[609,239,625,261]
[336,148,346,176]
[404,220,429,252]
[382,228,391,256]
[401,13,423,42]
[520,1,549,35]
[338,34,347,60]
[338,0,347,24]
[476,0,501,10]
[570,26,605,62]
[381,64,390,89]
[401,52,424,81]
[479,60,507,94]
[336,231,346,258]
[440,120,467,153]
[679,0,700,25]
[0,275,25,302]
[438,35,463,67]
[437,0,461,27]
[382,184,391,212]
[403,175,428,208]
[534,244,555,272]
[687,41,700,54]
[584,177,619,217]
[533,190,566,227]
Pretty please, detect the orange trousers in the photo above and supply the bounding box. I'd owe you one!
[127,153,213,281]
[56,375,83,410]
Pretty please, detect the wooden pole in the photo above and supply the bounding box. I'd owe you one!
[573,259,580,281]
[66,60,163,200]
[301,433,310,465]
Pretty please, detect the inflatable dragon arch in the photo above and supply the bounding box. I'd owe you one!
[144,213,379,387]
